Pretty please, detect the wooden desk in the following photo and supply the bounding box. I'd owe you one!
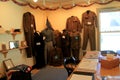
[67,62,101,80]
[68,51,120,80]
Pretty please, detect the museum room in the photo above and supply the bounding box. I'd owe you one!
[0,0,120,80]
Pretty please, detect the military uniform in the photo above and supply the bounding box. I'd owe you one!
[33,32,45,69]
[49,47,63,66]
[23,12,36,57]
[70,30,81,61]
[54,30,62,48]
[41,28,55,64]
[61,30,71,58]
[82,10,97,50]
[66,16,82,32]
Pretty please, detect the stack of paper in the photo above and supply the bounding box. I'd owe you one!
[84,51,100,59]
[70,74,93,80]
[76,58,98,73]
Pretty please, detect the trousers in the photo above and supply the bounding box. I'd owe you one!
[44,41,53,64]
[82,25,96,50]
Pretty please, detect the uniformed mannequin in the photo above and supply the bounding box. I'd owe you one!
[41,27,55,65]
[41,18,55,65]
[70,29,81,62]
[23,12,36,57]
[82,10,97,51]
[54,30,62,48]
[61,29,71,58]
[33,31,45,69]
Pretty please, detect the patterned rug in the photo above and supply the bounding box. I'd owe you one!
[32,66,68,80]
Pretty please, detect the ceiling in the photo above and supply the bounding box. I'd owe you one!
[3,0,120,10]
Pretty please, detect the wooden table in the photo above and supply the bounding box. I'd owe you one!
[68,51,120,80]
[67,51,101,80]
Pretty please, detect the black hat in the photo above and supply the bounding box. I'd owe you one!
[46,18,54,31]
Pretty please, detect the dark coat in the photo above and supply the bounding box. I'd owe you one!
[33,32,45,68]
[61,31,71,57]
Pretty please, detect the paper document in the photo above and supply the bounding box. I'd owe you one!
[76,58,98,73]
[84,51,100,59]
[70,74,92,80]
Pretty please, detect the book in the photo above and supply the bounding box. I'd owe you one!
[76,58,98,73]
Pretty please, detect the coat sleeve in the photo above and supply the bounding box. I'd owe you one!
[23,13,28,32]
[93,12,98,28]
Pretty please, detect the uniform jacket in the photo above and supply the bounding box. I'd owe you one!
[41,28,55,45]
[54,30,62,48]
[23,12,36,57]
[23,12,36,33]
[82,10,97,28]
[66,16,82,32]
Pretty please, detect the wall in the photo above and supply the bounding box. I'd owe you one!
[0,0,120,73]
[0,1,46,73]
[45,1,120,51]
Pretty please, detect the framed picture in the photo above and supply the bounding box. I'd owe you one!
[3,59,15,71]
[1,44,7,51]
[21,41,27,47]
[9,41,19,49]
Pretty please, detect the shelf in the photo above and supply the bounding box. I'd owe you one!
[0,46,28,57]
[11,32,21,40]
[19,46,28,53]
[19,46,28,50]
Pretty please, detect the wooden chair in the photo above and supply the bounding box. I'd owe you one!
[3,59,32,80]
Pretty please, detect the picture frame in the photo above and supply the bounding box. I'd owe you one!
[9,41,19,49]
[3,59,15,71]
[21,41,27,47]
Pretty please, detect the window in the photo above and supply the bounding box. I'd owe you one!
[99,7,120,52]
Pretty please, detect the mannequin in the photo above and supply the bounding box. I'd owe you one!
[33,31,45,69]
[66,16,82,32]
[41,27,55,64]
[70,29,81,62]
[61,29,71,58]
[54,30,62,48]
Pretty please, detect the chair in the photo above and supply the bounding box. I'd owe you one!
[3,59,32,80]
[63,57,77,76]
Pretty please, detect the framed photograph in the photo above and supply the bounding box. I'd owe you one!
[1,44,7,51]
[21,41,27,47]
[3,59,15,71]
[9,41,19,49]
